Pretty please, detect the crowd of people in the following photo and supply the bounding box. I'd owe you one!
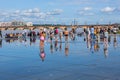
[0,26,119,61]
[38,26,119,61]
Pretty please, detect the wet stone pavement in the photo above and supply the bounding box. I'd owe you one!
[0,35,120,80]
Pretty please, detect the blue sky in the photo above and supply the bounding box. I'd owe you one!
[0,0,120,25]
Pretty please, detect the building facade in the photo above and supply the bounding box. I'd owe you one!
[26,22,33,26]
[0,21,33,27]
[0,22,12,27]
[11,21,26,26]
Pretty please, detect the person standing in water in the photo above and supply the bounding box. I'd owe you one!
[0,39,2,48]
[87,27,91,41]
[90,26,95,40]
[0,30,2,38]
[64,28,69,41]
[104,29,108,43]
[39,31,46,62]
[54,27,59,41]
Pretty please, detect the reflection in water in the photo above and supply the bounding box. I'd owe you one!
[103,41,108,58]
[113,35,117,48]
[50,42,54,53]
[0,39,2,48]
[39,41,45,62]
[90,40,95,53]
[108,35,111,44]
[65,42,69,56]
[59,42,62,51]
[54,40,58,51]
[5,38,18,43]
[94,41,100,52]
[30,37,36,45]
[87,39,90,49]
[1,34,120,59]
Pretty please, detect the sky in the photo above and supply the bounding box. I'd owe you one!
[0,0,120,25]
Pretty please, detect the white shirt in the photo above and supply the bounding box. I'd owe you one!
[91,28,94,34]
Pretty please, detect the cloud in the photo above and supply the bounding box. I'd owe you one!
[83,7,92,11]
[0,8,63,23]
[27,9,33,13]
[33,8,40,13]
[23,8,40,13]
[101,7,115,13]
[77,7,94,16]
[62,0,94,5]
[47,9,63,15]
[14,10,20,14]
[37,12,47,19]
[78,11,94,16]
[0,12,8,16]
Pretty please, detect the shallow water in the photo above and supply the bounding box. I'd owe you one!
[0,35,120,80]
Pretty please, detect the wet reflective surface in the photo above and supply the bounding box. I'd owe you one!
[0,35,120,80]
